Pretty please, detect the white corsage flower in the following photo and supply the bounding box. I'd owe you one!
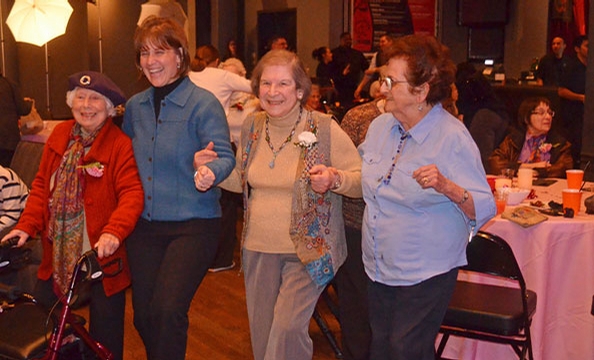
[295,131,318,149]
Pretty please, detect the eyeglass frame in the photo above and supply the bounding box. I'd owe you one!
[379,74,409,91]
[531,109,555,117]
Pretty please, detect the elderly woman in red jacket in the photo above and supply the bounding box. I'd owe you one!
[1,71,144,360]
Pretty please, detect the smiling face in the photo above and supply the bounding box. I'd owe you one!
[527,102,553,136]
[258,64,300,117]
[139,43,181,87]
[71,88,109,133]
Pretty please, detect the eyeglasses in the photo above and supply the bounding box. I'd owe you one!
[379,75,408,91]
[531,109,555,117]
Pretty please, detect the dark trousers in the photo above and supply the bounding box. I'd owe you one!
[34,277,126,360]
[211,188,241,268]
[367,268,458,360]
[334,226,371,360]
[126,217,220,360]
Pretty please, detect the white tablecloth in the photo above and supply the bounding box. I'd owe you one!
[440,179,594,360]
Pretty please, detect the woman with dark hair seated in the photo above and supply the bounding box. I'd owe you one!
[489,96,573,178]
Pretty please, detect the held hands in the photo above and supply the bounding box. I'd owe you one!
[95,233,120,259]
[412,164,448,193]
[309,164,339,194]
[1,229,30,247]
[193,142,217,192]
[193,141,218,168]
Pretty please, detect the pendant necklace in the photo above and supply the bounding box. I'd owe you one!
[265,106,303,169]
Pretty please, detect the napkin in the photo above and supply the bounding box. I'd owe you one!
[501,206,548,228]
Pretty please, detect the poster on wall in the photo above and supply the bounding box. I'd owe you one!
[352,0,436,53]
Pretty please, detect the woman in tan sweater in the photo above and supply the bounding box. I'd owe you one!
[194,49,361,360]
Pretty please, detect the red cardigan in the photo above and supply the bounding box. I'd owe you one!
[16,119,144,296]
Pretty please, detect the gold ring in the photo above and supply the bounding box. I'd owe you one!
[422,177,429,184]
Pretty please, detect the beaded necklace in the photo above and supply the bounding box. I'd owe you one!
[383,126,410,185]
[265,106,303,168]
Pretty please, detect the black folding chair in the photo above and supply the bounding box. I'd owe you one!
[436,231,537,360]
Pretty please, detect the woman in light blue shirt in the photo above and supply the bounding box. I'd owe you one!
[359,35,496,359]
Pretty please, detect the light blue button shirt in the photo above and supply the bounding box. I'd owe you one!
[360,104,496,286]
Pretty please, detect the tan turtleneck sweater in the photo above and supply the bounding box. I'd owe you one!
[221,104,361,254]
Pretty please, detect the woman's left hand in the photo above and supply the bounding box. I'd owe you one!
[309,164,338,194]
[95,233,120,259]
[413,164,448,193]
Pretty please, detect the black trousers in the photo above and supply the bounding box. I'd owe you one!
[126,217,220,360]
[34,277,126,360]
[334,226,371,360]
[367,268,458,360]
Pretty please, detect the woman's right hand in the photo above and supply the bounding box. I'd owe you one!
[1,229,30,247]
[193,141,218,169]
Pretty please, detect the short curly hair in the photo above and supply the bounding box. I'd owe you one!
[383,35,456,105]
[250,50,311,105]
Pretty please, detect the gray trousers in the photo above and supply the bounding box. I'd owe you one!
[243,250,325,360]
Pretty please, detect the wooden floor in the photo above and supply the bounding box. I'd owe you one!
[119,250,343,360]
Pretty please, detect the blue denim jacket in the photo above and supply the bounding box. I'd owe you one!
[123,77,235,221]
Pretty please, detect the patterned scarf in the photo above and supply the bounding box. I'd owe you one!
[48,123,101,295]
[519,134,549,163]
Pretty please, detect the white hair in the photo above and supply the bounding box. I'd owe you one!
[66,87,116,117]
[219,58,247,77]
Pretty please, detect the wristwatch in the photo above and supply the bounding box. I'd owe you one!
[459,189,469,205]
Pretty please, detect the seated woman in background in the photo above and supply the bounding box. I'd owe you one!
[489,96,572,178]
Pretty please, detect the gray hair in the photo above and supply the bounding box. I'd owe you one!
[66,87,116,117]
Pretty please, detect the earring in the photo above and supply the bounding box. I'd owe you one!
[417,104,423,111]
[297,91,303,99]
[176,63,181,69]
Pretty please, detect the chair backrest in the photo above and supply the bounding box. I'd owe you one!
[9,141,45,189]
[464,231,527,290]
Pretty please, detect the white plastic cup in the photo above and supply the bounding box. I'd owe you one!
[517,168,533,190]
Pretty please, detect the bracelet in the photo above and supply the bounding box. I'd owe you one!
[458,189,469,205]
[331,171,343,191]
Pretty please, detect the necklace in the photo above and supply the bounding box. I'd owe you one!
[265,106,303,169]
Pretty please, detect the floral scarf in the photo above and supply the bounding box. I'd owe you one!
[48,123,101,295]
[519,134,551,163]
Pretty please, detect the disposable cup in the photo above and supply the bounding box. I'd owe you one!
[566,169,584,189]
[517,168,533,190]
[495,188,508,215]
[495,178,512,190]
[562,189,582,215]
[486,175,497,193]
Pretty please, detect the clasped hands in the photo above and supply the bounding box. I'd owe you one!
[193,141,218,191]
[192,142,340,194]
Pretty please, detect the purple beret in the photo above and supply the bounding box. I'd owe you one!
[68,71,126,106]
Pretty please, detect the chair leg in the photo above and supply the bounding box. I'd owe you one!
[312,307,343,359]
[435,332,450,359]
